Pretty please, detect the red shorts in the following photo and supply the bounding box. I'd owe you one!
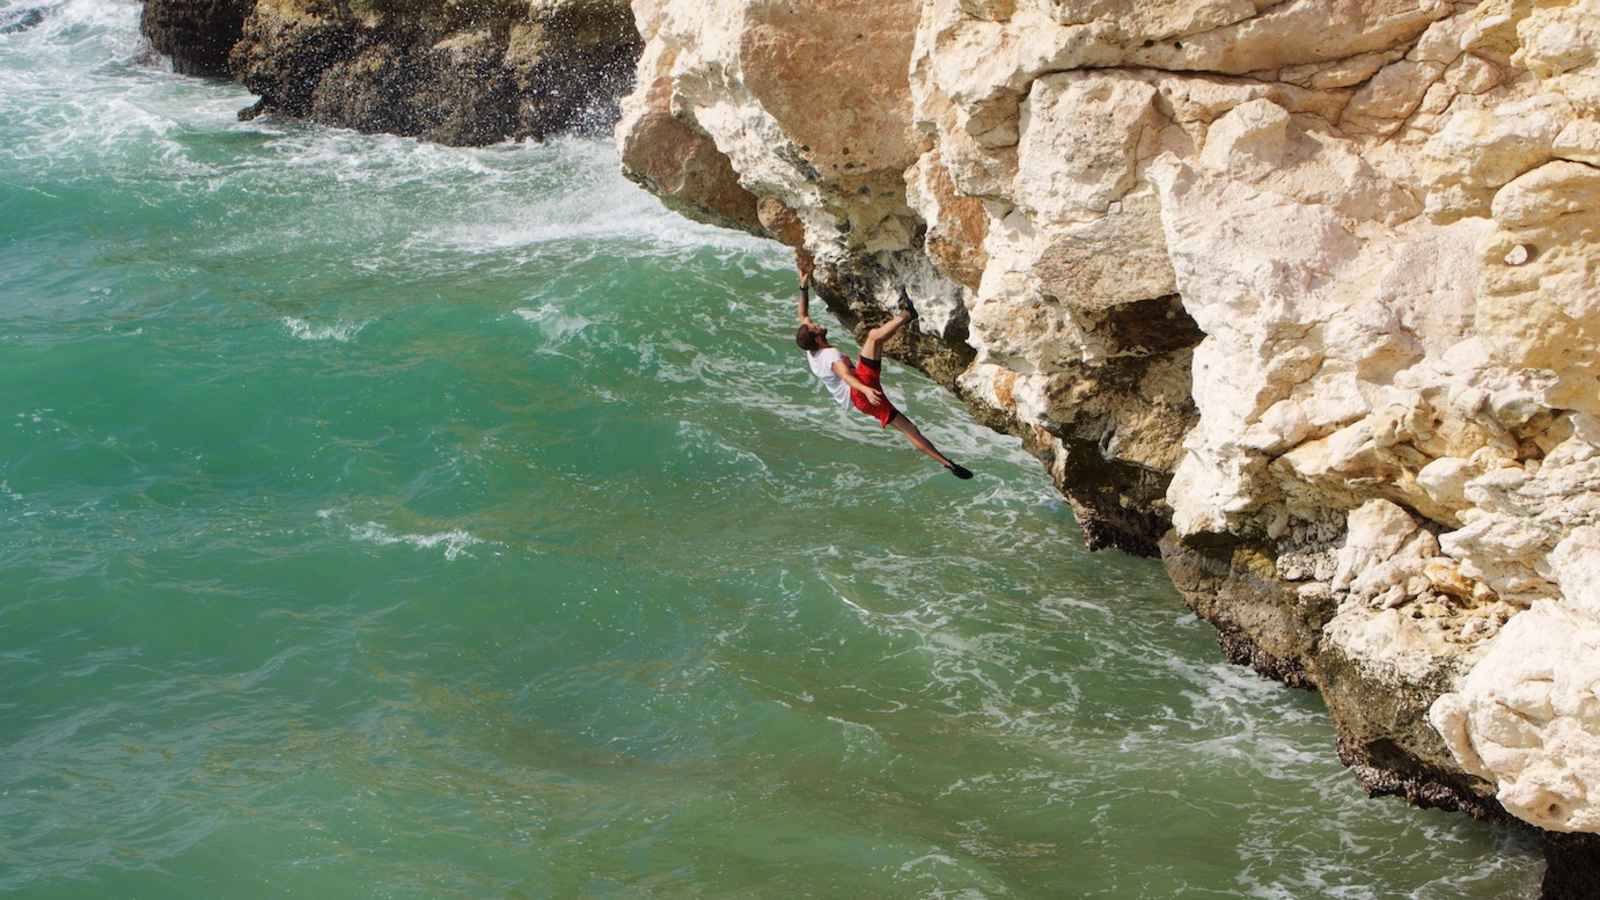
[849,357,898,427]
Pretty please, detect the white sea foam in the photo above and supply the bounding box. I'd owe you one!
[282,317,367,343]
[674,419,772,478]
[0,0,255,186]
[414,136,787,262]
[1169,659,1324,731]
[265,128,505,189]
[39,0,139,37]
[346,521,490,562]
[894,852,996,900]
[1038,596,1113,618]
[513,304,592,348]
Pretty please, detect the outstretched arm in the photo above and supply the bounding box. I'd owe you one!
[796,254,815,325]
[832,359,883,407]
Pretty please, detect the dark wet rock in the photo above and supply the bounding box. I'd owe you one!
[1158,524,1509,814]
[1319,646,1504,819]
[1542,833,1600,900]
[0,5,46,34]
[228,0,642,146]
[1335,733,1505,818]
[140,0,253,76]
[1159,531,1329,688]
[1016,296,1202,558]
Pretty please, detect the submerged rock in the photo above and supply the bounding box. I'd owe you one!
[0,5,46,35]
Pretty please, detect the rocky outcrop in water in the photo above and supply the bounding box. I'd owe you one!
[141,0,642,145]
[615,0,1600,890]
[141,0,252,74]
[231,0,641,144]
[1,4,46,35]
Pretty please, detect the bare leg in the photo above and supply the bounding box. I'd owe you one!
[889,412,952,467]
[859,311,912,362]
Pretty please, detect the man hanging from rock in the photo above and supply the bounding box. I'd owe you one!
[793,256,974,480]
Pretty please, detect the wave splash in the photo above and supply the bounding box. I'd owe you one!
[346,521,490,562]
[282,317,368,343]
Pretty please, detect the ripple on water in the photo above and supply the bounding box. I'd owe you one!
[281,316,369,343]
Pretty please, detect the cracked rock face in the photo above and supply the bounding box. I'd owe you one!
[616,0,1600,842]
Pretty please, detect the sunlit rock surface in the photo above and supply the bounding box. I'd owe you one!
[615,0,1600,849]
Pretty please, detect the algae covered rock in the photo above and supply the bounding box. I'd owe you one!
[230,0,641,144]
[141,0,643,145]
[141,0,254,75]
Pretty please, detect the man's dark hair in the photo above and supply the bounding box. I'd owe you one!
[796,324,824,352]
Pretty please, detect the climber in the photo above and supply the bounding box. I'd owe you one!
[793,257,974,479]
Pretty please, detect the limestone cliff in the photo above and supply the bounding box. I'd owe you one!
[142,0,641,145]
[615,0,1600,886]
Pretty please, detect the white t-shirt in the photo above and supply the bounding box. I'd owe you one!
[806,348,852,409]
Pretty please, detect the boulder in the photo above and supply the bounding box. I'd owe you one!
[141,0,254,76]
[228,0,642,146]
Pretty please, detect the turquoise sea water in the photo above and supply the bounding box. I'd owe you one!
[0,2,1544,897]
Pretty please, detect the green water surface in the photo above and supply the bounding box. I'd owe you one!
[0,2,1542,897]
